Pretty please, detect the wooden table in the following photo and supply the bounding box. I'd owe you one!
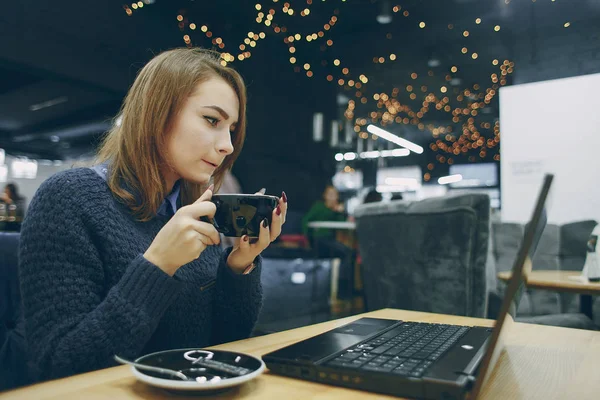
[306,221,357,249]
[3,308,599,400]
[307,221,356,230]
[497,270,600,318]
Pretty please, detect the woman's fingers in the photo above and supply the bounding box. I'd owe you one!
[239,234,251,250]
[196,184,214,203]
[181,201,217,220]
[179,184,216,220]
[270,206,283,242]
[195,234,211,254]
[255,217,271,250]
[279,192,288,225]
[189,220,221,245]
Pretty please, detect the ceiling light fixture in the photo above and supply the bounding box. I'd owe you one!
[438,174,463,185]
[367,125,424,154]
[29,96,68,112]
[376,0,392,24]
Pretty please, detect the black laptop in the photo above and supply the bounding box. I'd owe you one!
[263,174,553,400]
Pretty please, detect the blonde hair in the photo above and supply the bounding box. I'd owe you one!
[97,48,247,221]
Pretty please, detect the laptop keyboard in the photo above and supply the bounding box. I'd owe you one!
[324,322,470,378]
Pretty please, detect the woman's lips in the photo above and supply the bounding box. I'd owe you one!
[202,159,218,168]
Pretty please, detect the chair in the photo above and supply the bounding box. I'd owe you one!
[0,232,28,391]
[354,194,492,318]
[254,257,334,335]
[558,220,598,315]
[492,220,598,330]
[261,210,311,259]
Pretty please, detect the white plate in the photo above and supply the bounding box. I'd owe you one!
[130,348,265,393]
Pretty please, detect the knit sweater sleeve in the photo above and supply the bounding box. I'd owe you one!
[18,172,182,381]
[211,247,263,345]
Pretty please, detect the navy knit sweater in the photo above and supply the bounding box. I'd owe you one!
[18,168,263,381]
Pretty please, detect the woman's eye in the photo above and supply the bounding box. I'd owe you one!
[204,116,219,126]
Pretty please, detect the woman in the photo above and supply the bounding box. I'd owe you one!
[0,183,26,231]
[302,185,345,240]
[302,185,353,298]
[1,183,24,205]
[18,48,288,381]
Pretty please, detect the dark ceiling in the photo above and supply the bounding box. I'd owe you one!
[1,0,599,162]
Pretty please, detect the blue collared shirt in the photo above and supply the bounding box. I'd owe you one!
[91,164,180,217]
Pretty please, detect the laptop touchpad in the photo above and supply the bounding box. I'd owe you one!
[264,319,399,364]
[331,324,383,336]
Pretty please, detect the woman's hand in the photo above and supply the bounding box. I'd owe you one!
[144,185,220,276]
[226,191,288,273]
[0,192,11,204]
[325,201,344,213]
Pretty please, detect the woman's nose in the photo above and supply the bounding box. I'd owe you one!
[217,131,234,155]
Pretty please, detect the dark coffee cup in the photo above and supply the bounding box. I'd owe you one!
[209,194,279,237]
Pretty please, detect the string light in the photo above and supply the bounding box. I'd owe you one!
[124,2,522,165]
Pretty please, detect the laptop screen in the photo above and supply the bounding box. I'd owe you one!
[507,205,550,319]
[470,174,554,399]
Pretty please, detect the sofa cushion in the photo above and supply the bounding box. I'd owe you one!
[355,194,490,318]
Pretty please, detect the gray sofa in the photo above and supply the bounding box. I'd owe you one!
[354,194,492,318]
[491,220,598,328]
[354,194,598,329]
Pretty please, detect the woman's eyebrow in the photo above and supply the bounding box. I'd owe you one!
[202,105,229,120]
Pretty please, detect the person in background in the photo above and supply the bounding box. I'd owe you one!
[302,185,345,239]
[363,189,382,204]
[302,185,354,298]
[0,183,26,231]
[18,48,288,383]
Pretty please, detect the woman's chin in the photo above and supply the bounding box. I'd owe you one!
[184,173,212,185]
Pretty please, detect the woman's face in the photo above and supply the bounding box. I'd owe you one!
[324,187,339,204]
[164,77,238,187]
